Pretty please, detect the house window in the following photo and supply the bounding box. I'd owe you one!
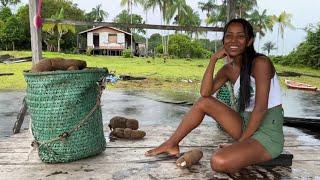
[108,34,117,43]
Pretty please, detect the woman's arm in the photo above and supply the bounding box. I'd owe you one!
[238,56,273,142]
[200,49,230,97]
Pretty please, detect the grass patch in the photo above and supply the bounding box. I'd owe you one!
[0,51,319,93]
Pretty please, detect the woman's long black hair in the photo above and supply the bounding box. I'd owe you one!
[222,18,258,112]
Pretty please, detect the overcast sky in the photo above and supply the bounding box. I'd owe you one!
[20,0,320,55]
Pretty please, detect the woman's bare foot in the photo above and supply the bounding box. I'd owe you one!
[145,142,180,156]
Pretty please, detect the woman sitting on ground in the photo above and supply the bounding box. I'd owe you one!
[145,18,284,173]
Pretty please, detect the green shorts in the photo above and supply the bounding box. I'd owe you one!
[241,106,284,159]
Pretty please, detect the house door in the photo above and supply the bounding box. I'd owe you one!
[93,34,99,47]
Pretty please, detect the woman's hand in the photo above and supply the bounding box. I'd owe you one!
[211,48,230,63]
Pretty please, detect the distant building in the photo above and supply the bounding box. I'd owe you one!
[77,26,134,56]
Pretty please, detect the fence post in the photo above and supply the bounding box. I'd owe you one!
[29,0,42,66]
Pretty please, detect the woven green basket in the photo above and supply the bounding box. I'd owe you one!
[24,68,108,163]
[216,84,233,107]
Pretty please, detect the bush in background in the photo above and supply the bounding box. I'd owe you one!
[272,23,320,69]
[157,34,211,59]
[123,48,132,58]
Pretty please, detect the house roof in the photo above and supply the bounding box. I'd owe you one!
[78,26,132,35]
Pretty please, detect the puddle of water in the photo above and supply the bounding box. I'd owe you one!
[282,89,320,117]
[0,89,319,138]
[0,91,29,138]
[101,90,198,126]
[126,89,320,118]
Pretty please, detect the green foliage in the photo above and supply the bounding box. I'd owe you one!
[85,4,108,22]
[0,0,20,7]
[133,33,146,43]
[41,0,85,20]
[156,44,163,54]
[191,41,211,59]
[166,34,211,59]
[1,51,319,91]
[194,38,222,52]
[271,23,320,69]
[248,9,274,39]
[262,41,276,55]
[16,5,30,49]
[42,7,76,52]
[168,34,190,58]
[149,33,162,52]
[0,7,12,21]
[205,0,258,26]
[173,5,201,36]
[11,1,85,51]
[0,15,25,50]
[86,47,93,56]
[113,10,145,34]
[123,48,132,58]
[41,0,85,52]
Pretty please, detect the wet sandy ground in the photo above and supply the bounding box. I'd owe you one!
[0,89,320,179]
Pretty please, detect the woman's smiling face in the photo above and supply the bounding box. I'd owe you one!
[223,22,250,58]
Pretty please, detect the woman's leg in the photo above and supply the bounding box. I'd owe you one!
[145,96,243,156]
[211,138,272,173]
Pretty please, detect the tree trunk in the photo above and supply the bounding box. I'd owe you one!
[57,35,61,52]
[44,40,50,51]
[162,3,168,56]
[12,42,15,51]
[277,26,280,55]
[227,0,236,21]
[145,10,148,57]
[257,33,260,52]
[282,36,285,55]
[127,1,130,13]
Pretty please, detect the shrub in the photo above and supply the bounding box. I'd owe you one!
[154,34,215,59]
[123,48,132,58]
[273,23,320,69]
[156,44,163,54]
[86,48,93,56]
[168,34,192,58]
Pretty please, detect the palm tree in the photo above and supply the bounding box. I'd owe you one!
[262,41,276,56]
[248,9,274,51]
[85,4,108,22]
[120,0,143,55]
[202,1,225,52]
[198,0,216,18]
[145,0,174,56]
[272,11,295,54]
[91,4,108,22]
[237,0,257,18]
[120,0,131,12]
[206,1,227,27]
[206,0,257,26]
[198,0,218,51]
[137,0,150,56]
[42,8,75,52]
[121,0,143,12]
[173,5,201,38]
[166,0,187,25]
